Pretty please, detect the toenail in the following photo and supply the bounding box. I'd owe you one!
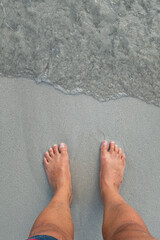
[49,148,52,151]
[53,144,57,147]
[60,143,65,148]
[102,141,108,146]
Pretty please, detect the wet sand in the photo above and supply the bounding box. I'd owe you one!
[0,77,160,239]
[0,0,160,105]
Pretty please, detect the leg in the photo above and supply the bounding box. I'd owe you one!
[100,141,157,240]
[28,143,74,240]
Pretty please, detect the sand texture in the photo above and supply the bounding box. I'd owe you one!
[0,77,160,239]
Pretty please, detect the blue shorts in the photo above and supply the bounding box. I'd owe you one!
[27,235,58,240]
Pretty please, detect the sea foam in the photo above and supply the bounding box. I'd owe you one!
[0,0,159,105]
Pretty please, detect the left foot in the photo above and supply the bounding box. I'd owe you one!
[43,143,72,205]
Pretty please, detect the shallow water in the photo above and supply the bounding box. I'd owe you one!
[0,0,160,105]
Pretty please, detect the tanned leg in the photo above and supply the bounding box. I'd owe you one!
[28,143,74,240]
[100,140,157,240]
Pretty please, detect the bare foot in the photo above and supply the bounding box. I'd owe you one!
[43,143,72,205]
[100,141,126,199]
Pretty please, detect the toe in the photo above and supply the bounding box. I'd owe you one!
[43,157,48,165]
[45,152,51,161]
[119,148,123,157]
[49,148,54,158]
[53,144,59,155]
[115,145,119,153]
[101,140,109,153]
[110,141,115,152]
[122,154,126,165]
[59,142,68,154]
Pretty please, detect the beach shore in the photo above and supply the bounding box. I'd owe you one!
[0,77,160,239]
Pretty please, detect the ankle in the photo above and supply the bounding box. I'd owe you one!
[101,181,117,196]
[52,189,72,206]
[100,184,124,205]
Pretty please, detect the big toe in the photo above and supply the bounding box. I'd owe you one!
[59,142,68,154]
[101,140,109,154]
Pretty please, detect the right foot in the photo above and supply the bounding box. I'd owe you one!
[43,143,72,205]
[100,141,126,198]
